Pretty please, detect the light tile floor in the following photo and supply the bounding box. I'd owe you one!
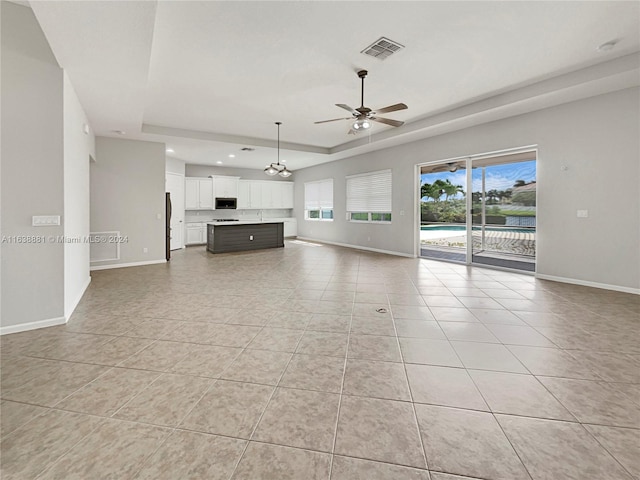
[1,241,639,479]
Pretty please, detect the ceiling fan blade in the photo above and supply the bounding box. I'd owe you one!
[314,117,352,124]
[370,116,404,127]
[374,103,408,114]
[335,104,359,115]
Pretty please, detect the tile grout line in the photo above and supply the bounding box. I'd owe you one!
[226,309,308,480]
[390,300,431,473]
[128,374,222,479]
[327,289,355,479]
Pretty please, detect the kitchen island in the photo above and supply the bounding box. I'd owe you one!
[207,221,284,254]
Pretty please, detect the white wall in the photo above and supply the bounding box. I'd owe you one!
[295,87,640,292]
[91,137,166,268]
[63,72,95,318]
[166,156,185,175]
[1,2,65,331]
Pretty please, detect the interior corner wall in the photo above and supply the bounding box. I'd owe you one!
[63,72,94,318]
[91,137,166,267]
[294,87,640,291]
[1,1,65,330]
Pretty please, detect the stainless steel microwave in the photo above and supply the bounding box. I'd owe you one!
[215,197,237,209]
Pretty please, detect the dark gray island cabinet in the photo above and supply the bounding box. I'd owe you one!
[207,222,284,254]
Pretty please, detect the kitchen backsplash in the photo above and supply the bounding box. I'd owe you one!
[185,209,292,223]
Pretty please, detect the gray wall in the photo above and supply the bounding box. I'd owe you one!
[166,156,185,175]
[186,164,291,181]
[1,2,65,329]
[294,87,640,291]
[91,137,166,267]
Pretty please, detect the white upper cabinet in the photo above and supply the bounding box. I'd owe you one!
[249,182,262,208]
[194,177,293,210]
[212,176,239,198]
[185,177,214,210]
[238,180,251,209]
[260,181,277,209]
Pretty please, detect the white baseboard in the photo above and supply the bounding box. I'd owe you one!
[295,237,415,258]
[65,276,91,320]
[0,316,67,336]
[90,259,166,271]
[536,273,640,295]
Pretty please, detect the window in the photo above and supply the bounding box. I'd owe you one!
[346,169,392,223]
[304,179,333,221]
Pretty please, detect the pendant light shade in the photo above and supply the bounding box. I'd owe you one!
[264,122,293,177]
[278,166,292,178]
[264,164,279,175]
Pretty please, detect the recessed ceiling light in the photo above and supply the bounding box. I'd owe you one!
[597,40,618,52]
[281,159,287,163]
[112,129,126,135]
[228,154,235,158]
[216,161,223,165]
[166,148,174,153]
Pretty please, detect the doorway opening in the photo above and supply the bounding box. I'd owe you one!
[419,149,537,272]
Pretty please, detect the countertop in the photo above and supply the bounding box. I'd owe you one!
[207,220,286,226]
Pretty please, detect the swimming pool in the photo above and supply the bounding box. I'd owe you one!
[421,224,536,234]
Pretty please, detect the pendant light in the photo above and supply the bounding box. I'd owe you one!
[264,121,293,178]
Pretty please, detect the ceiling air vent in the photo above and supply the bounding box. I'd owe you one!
[361,37,404,60]
[240,147,255,152]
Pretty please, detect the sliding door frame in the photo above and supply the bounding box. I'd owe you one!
[417,145,538,272]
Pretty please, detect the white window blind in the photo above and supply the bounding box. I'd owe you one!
[346,169,392,212]
[304,179,333,210]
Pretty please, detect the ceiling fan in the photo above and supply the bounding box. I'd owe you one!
[423,162,463,174]
[314,69,407,134]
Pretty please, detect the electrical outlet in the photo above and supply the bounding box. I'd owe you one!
[143,247,148,253]
[32,215,60,226]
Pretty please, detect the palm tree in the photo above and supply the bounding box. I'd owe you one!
[442,179,464,201]
[421,180,447,202]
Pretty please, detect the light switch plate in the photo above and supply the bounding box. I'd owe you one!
[32,215,60,226]
[577,210,588,218]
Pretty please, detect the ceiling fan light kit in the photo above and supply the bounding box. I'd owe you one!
[352,118,371,130]
[264,122,293,178]
[314,69,407,135]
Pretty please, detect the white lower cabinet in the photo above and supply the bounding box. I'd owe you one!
[283,218,297,237]
[186,223,207,245]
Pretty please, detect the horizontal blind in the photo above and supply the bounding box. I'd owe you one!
[304,179,333,210]
[346,170,392,212]
[319,180,333,209]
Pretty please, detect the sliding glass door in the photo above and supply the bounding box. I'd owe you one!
[470,155,536,271]
[419,161,467,262]
[419,150,536,272]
